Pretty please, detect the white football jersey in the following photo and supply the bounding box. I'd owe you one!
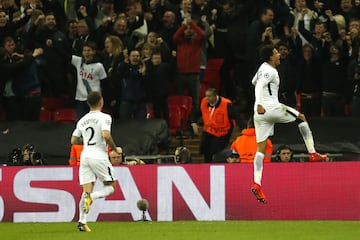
[72,55,107,101]
[72,111,112,159]
[252,62,281,112]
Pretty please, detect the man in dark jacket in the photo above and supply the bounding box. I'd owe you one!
[112,49,149,121]
[33,12,70,97]
[0,8,32,46]
[146,50,176,124]
[0,41,43,121]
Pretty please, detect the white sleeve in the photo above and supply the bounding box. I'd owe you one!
[132,19,148,39]
[254,80,265,106]
[254,68,274,106]
[101,114,112,132]
[72,127,82,137]
[98,64,107,80]
[71,55,81,66]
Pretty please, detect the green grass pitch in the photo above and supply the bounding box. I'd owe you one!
[0,221,359,240]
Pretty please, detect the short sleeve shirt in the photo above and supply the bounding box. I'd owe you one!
[72,111,112,159]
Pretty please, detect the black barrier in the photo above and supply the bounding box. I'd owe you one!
[0,119,170,165]
[0,117,359,164]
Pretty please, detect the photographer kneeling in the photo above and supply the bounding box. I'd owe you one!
[7,144,46,166]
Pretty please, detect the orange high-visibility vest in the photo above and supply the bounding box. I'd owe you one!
[68,144,83,166]
[201,97,233,137]
[68,144,112,166]
[230,128,273,163]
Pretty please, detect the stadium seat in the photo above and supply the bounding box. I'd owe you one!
[168,96,192,130]
[41,96,67,110]
[168,105,182,135]
[39,109,53,121]
[53,108,78,123]
[206,58,224,70]
[202,58,224,90]
[168,96,192,113]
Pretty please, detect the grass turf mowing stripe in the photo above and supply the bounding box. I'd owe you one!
[0,221,359,240]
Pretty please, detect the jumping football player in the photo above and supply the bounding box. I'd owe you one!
[251,45,328,204]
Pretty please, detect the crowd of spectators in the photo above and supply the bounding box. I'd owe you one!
[1,0,360,126]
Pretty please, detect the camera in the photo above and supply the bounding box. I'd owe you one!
[174,146,191,164]
[30,151,45,165]
[7,148,22,166]
[7,144,46,166]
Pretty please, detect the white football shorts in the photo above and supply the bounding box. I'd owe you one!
[254,104,299,143]
[79,156,116,185]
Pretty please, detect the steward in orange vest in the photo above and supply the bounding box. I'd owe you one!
[68,144,112,166]
[201,95,234,137]
[68,144,83,166]
[230,128,273,163]
[193,88,235,163]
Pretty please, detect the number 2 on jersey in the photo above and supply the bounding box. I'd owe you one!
[86,127,96,145]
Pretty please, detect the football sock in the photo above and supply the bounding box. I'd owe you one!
[91,185,115,200]
[253,152,264,185]
[78,194,87,224]
[298,122,316,153]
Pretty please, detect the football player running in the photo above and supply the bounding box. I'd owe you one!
[71,91,122,231]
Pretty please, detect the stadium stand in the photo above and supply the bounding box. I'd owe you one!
[53,108,78,123]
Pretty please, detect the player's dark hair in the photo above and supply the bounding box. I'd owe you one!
[259,44,275,62]
[87,91,102,107]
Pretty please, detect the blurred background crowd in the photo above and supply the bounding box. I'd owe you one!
[1,0,360,124]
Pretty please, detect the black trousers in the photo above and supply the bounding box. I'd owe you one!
[21,95,41,121]
[200,131,232,163]
[152,95,169,125]
[3,96,21,121]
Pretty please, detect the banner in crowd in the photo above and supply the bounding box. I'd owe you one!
[0,162,359,222]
